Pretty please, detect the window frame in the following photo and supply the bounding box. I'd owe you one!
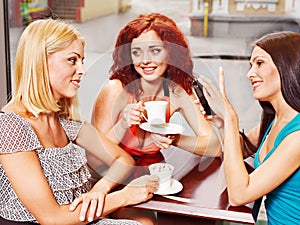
[0,0,12,107]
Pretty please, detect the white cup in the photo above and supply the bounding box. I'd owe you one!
[149,163,174,192]
[144,101,168,125]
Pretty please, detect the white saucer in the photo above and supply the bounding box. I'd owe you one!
[154,179,183,196]
[139,123,185,135]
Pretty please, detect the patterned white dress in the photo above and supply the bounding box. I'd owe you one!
[0,112,141,225]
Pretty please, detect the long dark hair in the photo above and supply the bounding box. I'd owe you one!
[109,13,195,96]
[242,31,300,155]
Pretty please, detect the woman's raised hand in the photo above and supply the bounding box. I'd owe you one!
[197,67,238,128]
[199,69,226,119]
[217,66,239,124]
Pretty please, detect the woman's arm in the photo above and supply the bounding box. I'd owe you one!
[92,80,143,144]
[224,110,300,205]
[218,69,300,206]
[76,122,135,194]
[170,89,222,157]
[70,174,159,217]
[0,151,94,225]
[199,74,260,158]
[1,151,158,224]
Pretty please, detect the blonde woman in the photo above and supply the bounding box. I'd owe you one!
[0,18,158,225]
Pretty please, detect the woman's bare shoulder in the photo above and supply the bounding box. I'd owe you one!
[105,79,124,90]
[97,79,125,99]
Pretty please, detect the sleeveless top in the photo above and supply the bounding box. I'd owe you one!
[119,79,171,156]
[0,112,144,225]
[0,112,91,223]
[254,113,300,225]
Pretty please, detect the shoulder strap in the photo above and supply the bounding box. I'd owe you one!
[163,78,169,97]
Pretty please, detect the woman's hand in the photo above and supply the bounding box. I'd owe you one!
[199,67,237,125]
[194,72,225,129]
[150,133,177,149]
[122,101,144,128]
[195,98,224,129]
[198,73,226,119]
[69,191,106,222]
[196,67,239,129]
[121,175,159,205]
[217,67,239,125]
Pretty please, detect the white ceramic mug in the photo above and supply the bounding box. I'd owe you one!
[144,101,168,125]
[149,163,174,192]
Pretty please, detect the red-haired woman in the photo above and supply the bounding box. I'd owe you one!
[92,13,221,175]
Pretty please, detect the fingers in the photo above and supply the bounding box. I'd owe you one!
[86,197,103,222]
[195,100,210,116]
[131,175,159,199]
[193,99,206,115]
[69,193,104,222]
[79,196,91,222]
[143,175,159,196]
[123,176,153,204]
[86,198,98,222]
[218,66,226,97]
[128,111,142,124]
[199,75,218,93]
[130,102,144,122]
[146,182,158,194]
[95,196,103,218]
[147,174,159,183]
[151,133,175,149]
[69,196,81,211]
[125,101,145,127]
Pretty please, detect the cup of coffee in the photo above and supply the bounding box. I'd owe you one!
[144,101,168,125]
[149,163,174,192]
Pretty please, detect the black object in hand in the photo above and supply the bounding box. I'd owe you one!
[193,79,214,115]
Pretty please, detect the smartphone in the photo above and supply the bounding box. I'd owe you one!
[192,79,214,115]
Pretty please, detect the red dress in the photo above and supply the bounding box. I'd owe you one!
[119,81,171,176]
[119,96,170,156]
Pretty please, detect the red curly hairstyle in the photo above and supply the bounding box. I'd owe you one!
[109,13,195,96]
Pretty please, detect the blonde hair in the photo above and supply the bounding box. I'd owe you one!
[10,18,85,120]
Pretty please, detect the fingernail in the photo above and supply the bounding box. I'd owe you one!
[69,206,74,210]
[219,66,223,71]
[88,217,93,222]
[80,216,85,221]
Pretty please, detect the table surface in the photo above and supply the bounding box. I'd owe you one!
[132,153,257,224]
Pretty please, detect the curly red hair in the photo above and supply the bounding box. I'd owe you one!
[109,13,195,95]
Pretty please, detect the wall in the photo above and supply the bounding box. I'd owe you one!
[80,0,119,22]
[119,0,131,13]
[190,0,300,37]
[229,0,285,15]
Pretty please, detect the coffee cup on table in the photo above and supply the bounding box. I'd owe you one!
[149,163,174,192]
[144,101,168,126]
